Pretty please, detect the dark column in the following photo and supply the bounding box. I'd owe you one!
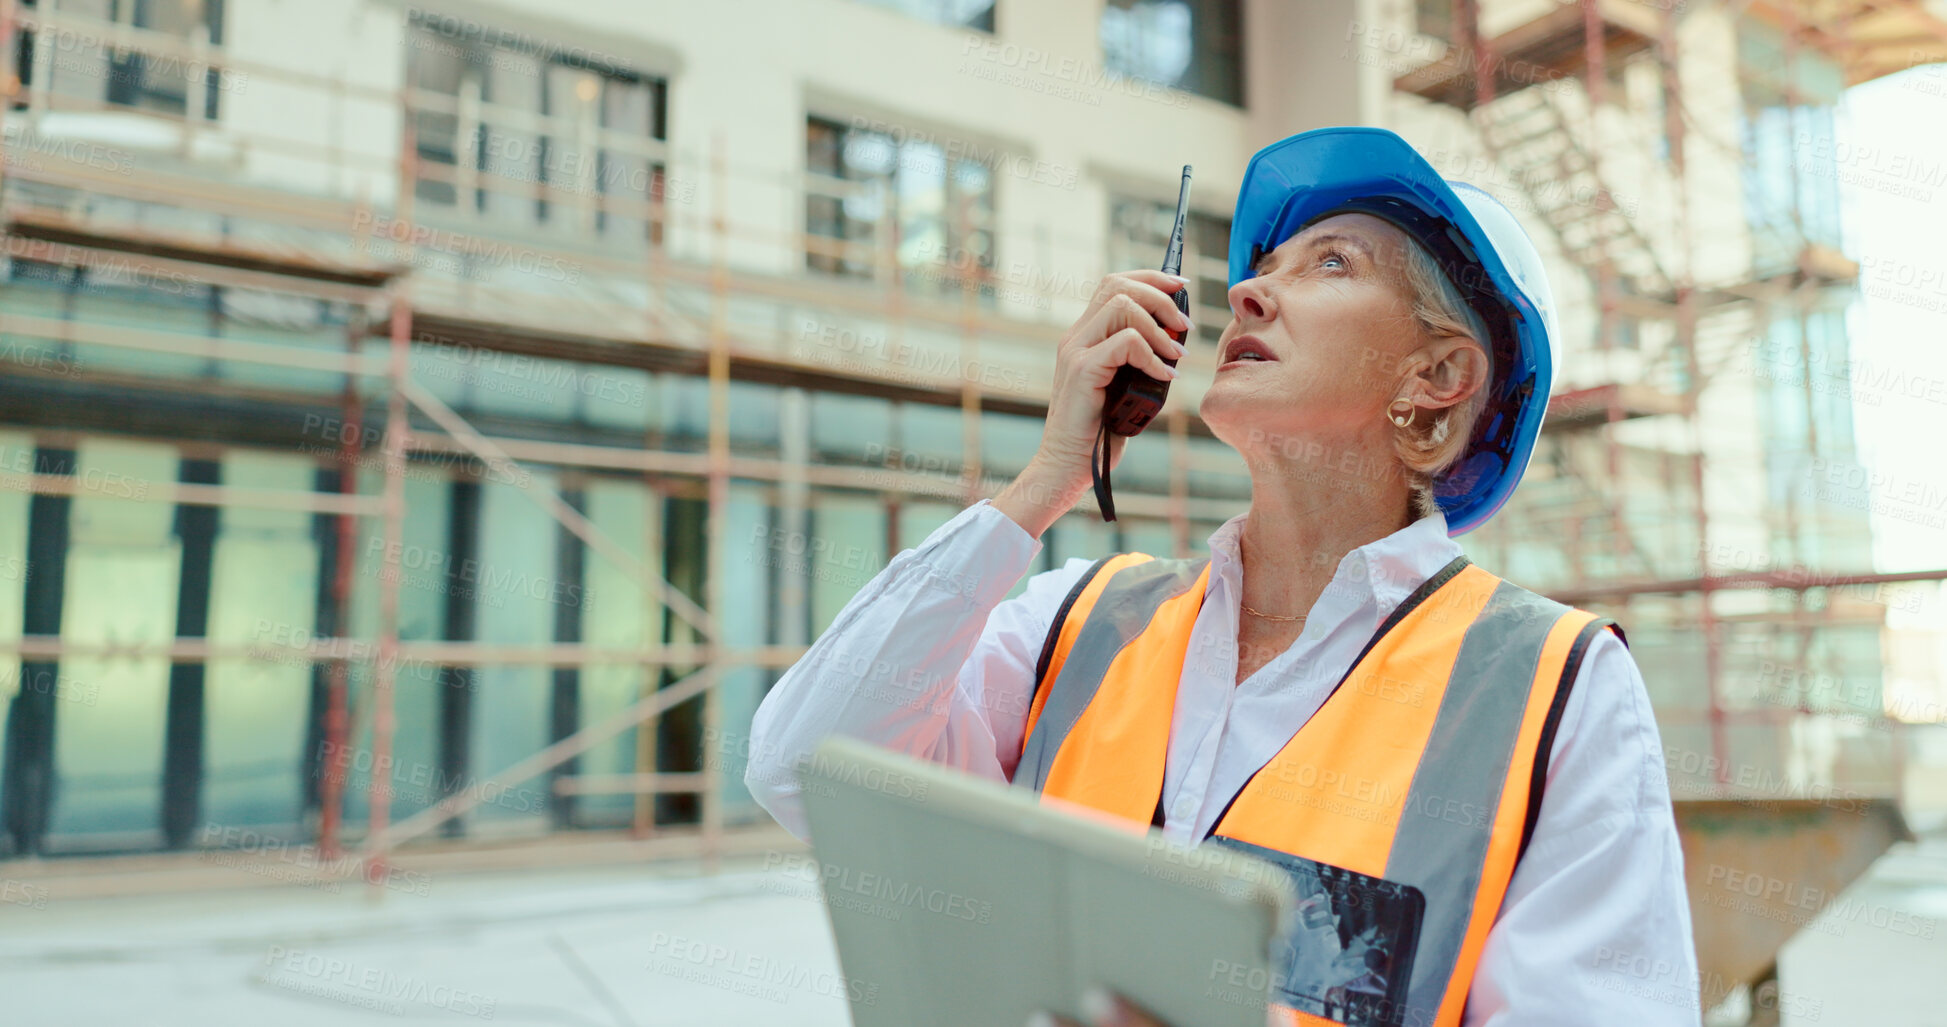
[548,489,585,830]
[436,479,479,838]
[656,496,708,827]
[2,448,75,857]
[301,467,340,819]
[161,458,220,849]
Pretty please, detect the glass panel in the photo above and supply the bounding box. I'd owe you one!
[979,411,1043,480]
[466,351,582,422]
[1113,426,1174,494]
[47,440,181,851]
[1121,519,1175,559]
[810,393,893,462]
[121,0,220,116]
[1737,18,1845,262]
[1186,519,1229,557]
[806,117,996,292]
[1101,0,1242,106]
[716,486,773,819]
[580,365,654,430]
[577,478,659,826]
[805,117,851,277]
[898,402,965,487]
[598,77,658,241]
[41,0,113,106]
[481,49,545,225]
[656,375,711,452]
[728,381,783,456]
[337,470,449,831]
[467,472,560,834]
[408,23,466,208]
[1186,436,1250,500]
[405,15,666,235]
[807,493,888,635]
[1046,513,1115,568]
[1109,195,1231,345]
[0,431,33,812]
[203,452,317,832]
[68,273,216,380]
[542,63,601,233]
[898,501,963,550]
[851,0,996,31]
[898,140,950,291]
[213,293,345,396]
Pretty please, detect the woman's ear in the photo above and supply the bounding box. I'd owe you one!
[1406,337,1489,412]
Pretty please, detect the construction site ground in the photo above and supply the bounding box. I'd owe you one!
[1,828,1944,1026]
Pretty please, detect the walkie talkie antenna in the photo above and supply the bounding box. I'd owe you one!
[1162,165,1192,278]
[1094,164,1192,522]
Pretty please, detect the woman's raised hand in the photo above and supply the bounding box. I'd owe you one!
[993,270,1191,538]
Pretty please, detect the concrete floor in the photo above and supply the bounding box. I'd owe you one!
[0,855,852,1027]
[1,836,1944,1026]
[1778,834,1947,1027]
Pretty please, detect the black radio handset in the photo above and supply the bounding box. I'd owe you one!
[1094,164,1192,522]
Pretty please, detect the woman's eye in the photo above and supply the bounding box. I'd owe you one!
[1319,251,1348,270]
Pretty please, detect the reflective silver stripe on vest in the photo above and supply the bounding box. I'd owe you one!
[1013,556,1208,794]
[1384,580,1569,1026]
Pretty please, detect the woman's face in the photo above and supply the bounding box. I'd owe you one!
[1199,213,1431,468]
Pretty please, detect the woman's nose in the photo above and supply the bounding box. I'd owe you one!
[1229,279,1274,322]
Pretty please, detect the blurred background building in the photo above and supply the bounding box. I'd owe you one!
[2,0,1945,1019]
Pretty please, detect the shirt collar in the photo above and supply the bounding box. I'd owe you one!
[1205,507,1462,620]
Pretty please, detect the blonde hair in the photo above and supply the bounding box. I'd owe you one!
[1394,239,1495,520]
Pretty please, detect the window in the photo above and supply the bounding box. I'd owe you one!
[805,116,997,300]
[1108,195,1231,345]
[406,13,669,244]
[1100,0,1242,106]
[17,0,226,119]
[1736,18,1844,268]
[850,0,994,31]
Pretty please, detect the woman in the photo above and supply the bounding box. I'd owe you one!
[746,128,1697,1027]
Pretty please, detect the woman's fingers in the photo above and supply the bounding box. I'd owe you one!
[1077,293,1186,362]
[1072,273,1192,344]
[1102,276,1194,334]
[1095,327,1180,384]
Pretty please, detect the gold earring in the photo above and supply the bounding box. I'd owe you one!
[1388,398,1416,428]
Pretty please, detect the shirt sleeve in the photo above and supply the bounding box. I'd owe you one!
[742,498,1095,842]
[1465,630,1702,1026]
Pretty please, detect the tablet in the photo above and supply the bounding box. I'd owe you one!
[797,737,1296,1027]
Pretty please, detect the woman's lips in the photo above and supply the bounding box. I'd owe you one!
[1218,335,1277,370]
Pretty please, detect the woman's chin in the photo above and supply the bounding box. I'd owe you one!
[1197,382,1274,434]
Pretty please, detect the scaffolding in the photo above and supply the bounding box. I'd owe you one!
[1391,0,1947,1002]
[0,0,1253,878]
[0,0,1941,934]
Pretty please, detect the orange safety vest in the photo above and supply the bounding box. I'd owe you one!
[1012,552,1621,1027]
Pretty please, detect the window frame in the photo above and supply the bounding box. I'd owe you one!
[802,113,1001,301]
[403,13,673,246]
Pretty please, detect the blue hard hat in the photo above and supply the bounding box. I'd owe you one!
[1228,126,1559,536]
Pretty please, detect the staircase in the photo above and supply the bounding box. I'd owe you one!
[1470,87,1672,300]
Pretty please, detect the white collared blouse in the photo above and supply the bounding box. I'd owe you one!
[746,499,1701,1026]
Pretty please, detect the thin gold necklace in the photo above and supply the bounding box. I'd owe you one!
[1239,602,1307,623]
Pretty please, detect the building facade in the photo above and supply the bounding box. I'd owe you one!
[0,0,1934,907]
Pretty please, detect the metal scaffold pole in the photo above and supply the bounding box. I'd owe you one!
[1654,3,1729,785]
[365,93,419,890]
[318,309,366,861]
[701,133,731,871]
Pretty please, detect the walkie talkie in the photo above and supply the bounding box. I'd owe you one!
[1092,164,1191,522]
